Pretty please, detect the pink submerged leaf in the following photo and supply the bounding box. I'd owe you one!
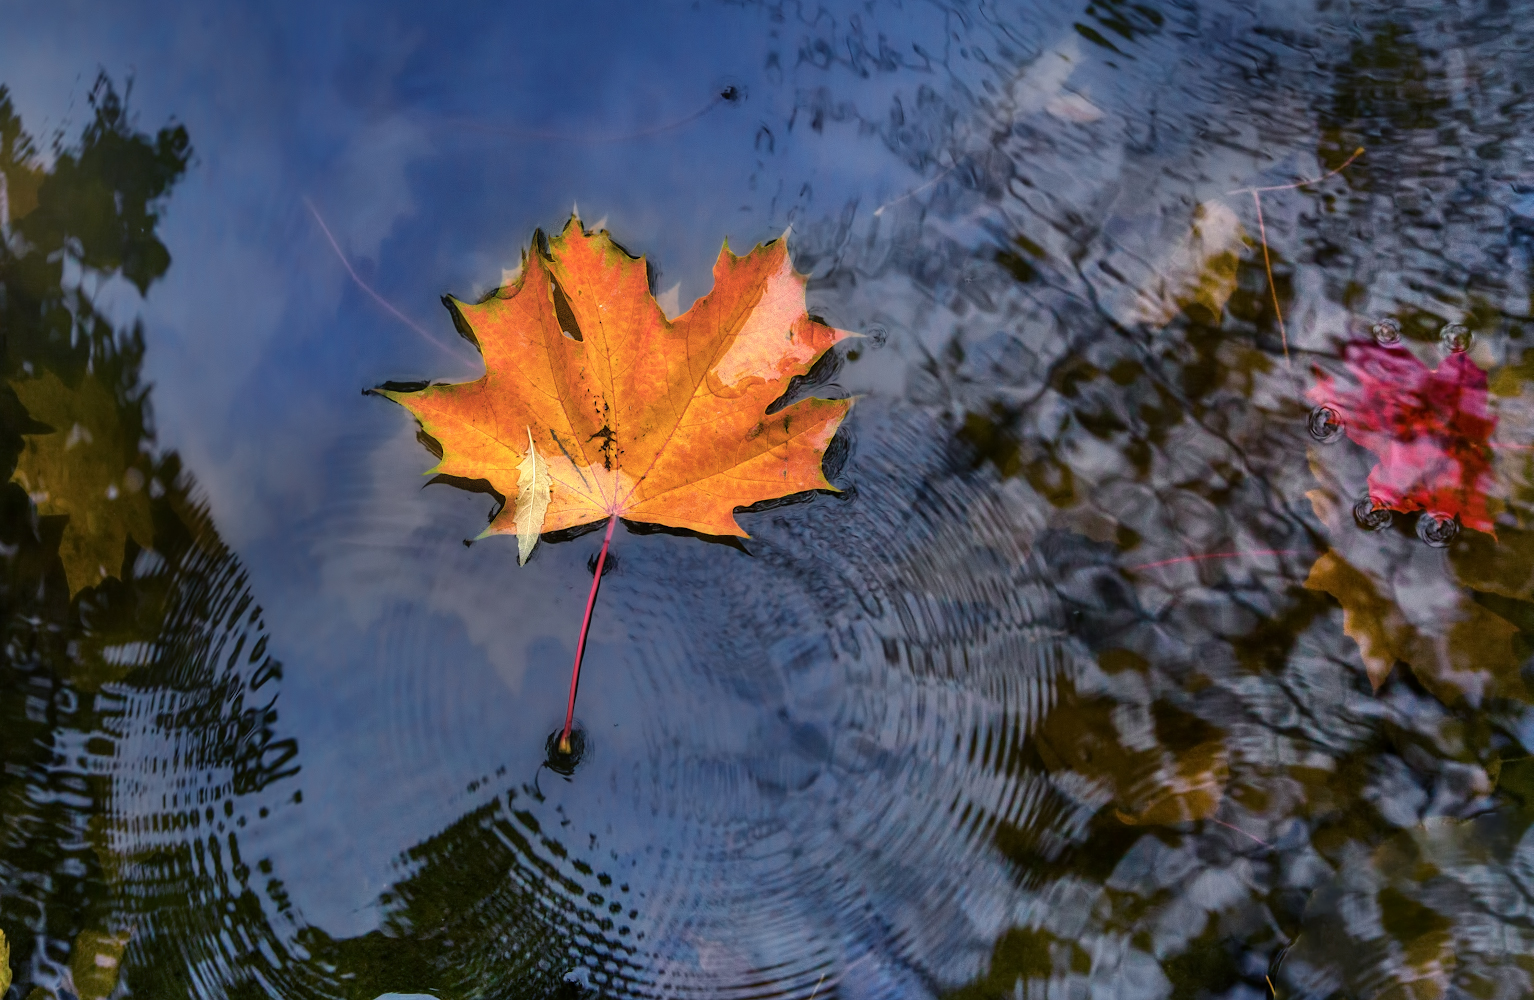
[1308,341,1497,535]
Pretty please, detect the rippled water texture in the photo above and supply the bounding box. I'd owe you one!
[7,1,1534,998]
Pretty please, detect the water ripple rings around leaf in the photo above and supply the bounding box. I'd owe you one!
[94,453,639,998]
[548,405,1096,996]
[267,404,1089,997]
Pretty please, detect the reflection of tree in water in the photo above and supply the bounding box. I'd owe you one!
[0,77,305,998]
[0,76,663,1000]
[9,6,1534,997]
[295,792,641,999]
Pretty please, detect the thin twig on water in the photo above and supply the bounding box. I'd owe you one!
[444,93,727,145]
[1226,147,1366,369]
[305,197,467,361]
[1126,549,1303,573]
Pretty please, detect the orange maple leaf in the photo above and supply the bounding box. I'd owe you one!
[380,218,852,546]
[378,218,853,755]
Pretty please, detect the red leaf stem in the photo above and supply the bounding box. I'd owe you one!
[1127,549,1303,573]
[561,514,617,753]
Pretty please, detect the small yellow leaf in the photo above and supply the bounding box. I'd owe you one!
[1,926,10,996]
[513,428,550,565]
[10,372,153,595]
[1304,550,1403,691]
[70,929,130,1000]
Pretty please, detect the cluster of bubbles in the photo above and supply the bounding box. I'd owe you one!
[1316,317,1469,546]
[1348,496,1460,545]
[1369,316,1473,353]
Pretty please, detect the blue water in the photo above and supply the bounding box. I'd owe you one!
[6,1,1534,998]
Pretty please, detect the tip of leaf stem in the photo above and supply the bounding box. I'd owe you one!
[544,727,587,775]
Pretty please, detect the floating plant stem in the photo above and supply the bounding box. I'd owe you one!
[1227,146,1365,371]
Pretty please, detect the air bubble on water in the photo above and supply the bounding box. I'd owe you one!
[1353,496,1392,531]
[545,726,589,775]
[1416,512,1459,547]
[712,76,748,105]
[864,324,889,349]
[1440,322,1471,353]
[1371,317,1402,346]
[1307,405,1345,443]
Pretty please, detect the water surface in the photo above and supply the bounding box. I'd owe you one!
[5,1,1534,998]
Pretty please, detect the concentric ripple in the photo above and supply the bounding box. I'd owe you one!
[320,402,1094,999]
[0,496,307,999]
[241,400,1098,999]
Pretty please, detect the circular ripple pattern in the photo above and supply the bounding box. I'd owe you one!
[267,403,1094,1000]
[1439,322,1472,353]
[1370,317,1402,346]
[1307,405,1346,443]
[87,527,307,998]
[567,404,1094,998]
[11,2,1534,997]
[1416,512,1460,547]
[1353,496,1393,531]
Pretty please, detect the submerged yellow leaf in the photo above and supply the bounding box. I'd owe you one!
[10,372,152,595]
[1304,493,1525,703]
[70,929,130,1000]
[1304,550,1406,691]
[512,428,550,565]
[1036,693,1229,826]
[1130,200,1248,327]
[1,926,10,996]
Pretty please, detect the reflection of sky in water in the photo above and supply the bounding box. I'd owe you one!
[7,0,1099,933]
[8,0,1534,997]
